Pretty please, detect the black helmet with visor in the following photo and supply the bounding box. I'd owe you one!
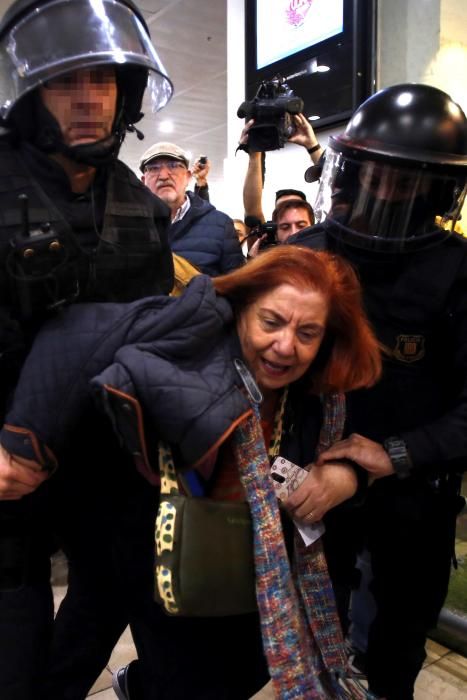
[0,0,173,162]
[316,83,467,253]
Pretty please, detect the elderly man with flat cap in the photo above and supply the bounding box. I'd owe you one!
[140,142,244,275]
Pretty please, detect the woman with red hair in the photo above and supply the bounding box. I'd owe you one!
[0,246,381,699]
[110,246,381,699]
[214,244,380,395]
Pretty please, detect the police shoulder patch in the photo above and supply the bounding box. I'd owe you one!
[393,334,425,363]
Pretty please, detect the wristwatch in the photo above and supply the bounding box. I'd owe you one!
[383,436,413,480]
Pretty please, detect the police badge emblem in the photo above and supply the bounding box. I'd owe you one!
[393,334,425,363]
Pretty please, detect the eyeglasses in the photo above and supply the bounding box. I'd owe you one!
[145,161,187,174]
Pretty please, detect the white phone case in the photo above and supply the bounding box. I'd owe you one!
[270,456,309,501]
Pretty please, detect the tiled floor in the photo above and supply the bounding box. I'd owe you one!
[84,635,467,699]
[51,554,467,700]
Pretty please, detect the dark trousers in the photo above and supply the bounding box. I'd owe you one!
[0,489,55,700]
[45,462,160,700]
[45,543,129,700]
[122,494,272,700]
[364,477,460,700]
[0,499,126,700]
[130,605,269,700]
[0,580,54,700]
[0,454,158,700]
[323,505,364,637]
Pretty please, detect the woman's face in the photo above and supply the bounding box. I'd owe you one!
[237,283,328,394]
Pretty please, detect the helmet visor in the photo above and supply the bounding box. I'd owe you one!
[0,0,173,118]
[317,148,467,252]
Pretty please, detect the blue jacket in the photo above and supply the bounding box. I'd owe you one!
[0,274,363,509]
[0,276,252,478]
[169,192,243,276]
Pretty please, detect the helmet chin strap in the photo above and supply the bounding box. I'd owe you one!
[56,133,120,167]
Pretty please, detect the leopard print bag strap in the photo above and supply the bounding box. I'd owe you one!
[154,442,181,614]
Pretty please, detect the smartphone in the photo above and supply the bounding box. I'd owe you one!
[198,155,207,166]
[270,456,309,501]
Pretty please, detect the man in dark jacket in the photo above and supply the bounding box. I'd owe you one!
[292,83,467,700]
[0,0,174,698]
[140,141,244,275]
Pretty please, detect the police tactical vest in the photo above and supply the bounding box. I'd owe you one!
[0,139,172,321]
[293,224,467,447]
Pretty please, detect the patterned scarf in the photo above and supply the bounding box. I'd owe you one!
[232,392,369,700]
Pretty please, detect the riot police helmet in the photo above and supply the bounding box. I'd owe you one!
[316,83,467,252]
[0,0,173,162]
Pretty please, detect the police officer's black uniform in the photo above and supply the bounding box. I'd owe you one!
[0,0,174,697]
[293,83,467,700]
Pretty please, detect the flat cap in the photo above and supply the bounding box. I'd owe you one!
[139,141,190,172]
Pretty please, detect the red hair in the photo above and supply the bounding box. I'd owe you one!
[213,245,381,393]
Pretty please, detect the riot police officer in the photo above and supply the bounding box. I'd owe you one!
[293,83,467,700]
[0,0,174,698]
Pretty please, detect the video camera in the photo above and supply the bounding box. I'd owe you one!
[237,76,304,152]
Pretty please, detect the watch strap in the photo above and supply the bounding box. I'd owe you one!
[383,436,413,479]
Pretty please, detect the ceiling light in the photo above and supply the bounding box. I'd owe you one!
[159,120,174,134]
[316,65,330,72]
[309,115,320,121]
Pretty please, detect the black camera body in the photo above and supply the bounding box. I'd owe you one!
[258,220,278,247]
[238,76,304,152]
[245,218,278,249]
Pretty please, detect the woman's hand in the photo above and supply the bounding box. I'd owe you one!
[283,460,358,523]
[0,445,47,500]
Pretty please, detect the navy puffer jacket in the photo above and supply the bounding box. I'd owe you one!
[169,192,244,276]
[0,276,252,480]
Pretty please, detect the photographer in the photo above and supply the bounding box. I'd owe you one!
[248,198,315,258]
[240,113,323,224]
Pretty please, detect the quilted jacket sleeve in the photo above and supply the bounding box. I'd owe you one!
[90,337,252,470]
[0,297,171,464]
[0,277,225,471]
